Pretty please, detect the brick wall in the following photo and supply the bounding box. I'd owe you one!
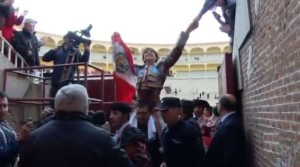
[2,0,299,165]
[239,0,300,167]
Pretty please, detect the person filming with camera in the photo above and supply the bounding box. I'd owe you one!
[42,30,91,108]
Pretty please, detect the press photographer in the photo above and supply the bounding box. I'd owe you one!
[42,25,92,108]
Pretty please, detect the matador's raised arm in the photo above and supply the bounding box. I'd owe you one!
[162,31,189,71]
[161,21,199,73]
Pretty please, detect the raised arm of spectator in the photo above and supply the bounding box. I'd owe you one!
[14,11,27,26]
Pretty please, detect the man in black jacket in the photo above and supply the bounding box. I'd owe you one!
[206,94,246,167]
[11,18,40,67]
[180,99,199,129]
[18,84,133,167]
[157,97,205,167]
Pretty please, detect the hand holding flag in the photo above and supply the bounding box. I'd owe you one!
[111,32,136,104]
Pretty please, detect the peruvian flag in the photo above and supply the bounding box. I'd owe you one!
[111,32,136,104]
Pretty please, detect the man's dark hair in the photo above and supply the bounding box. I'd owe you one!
[181,100,194,118]
[193,99,210,108]
[219,96,236,111]
[142,48,159,63]
[90,110,106,126]
[110,102,132,120]
[137,101,154,112]
[0,91,8,99]
[110,102,132,114]
[205,105,213,115]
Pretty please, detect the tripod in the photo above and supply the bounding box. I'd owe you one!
[59,46,81,86]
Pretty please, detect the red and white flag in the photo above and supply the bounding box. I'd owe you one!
[111,32,136,104]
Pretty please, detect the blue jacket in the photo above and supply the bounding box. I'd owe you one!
[42,46,90,85]
[0,121,20,167]
[206,113,246,167]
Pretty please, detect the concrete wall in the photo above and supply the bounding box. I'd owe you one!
[0,54,31,97]
[0,54,43,130]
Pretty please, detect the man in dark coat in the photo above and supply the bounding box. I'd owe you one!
[11,18,40,67]
[180,99,199,129]
[206,94,246,167]
[157,97,206,167]
[18,84,133,167]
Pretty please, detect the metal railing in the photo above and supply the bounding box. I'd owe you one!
[0,35,29,68]
[3,62,115,109]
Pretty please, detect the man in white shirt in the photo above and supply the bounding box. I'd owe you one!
[129,101,163,167]
[109,102,152,167]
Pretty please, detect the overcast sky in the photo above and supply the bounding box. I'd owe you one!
[14,0,230,44]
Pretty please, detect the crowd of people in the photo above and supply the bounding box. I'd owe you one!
[0,85,246,167]
[0,0,243,166]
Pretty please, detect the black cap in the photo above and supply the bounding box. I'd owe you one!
[90,110,106,126]
[156,97,181,111]
[181,99,194,108]
[193,99,210,108]
[181,100,194,117]
[110,102,132,114]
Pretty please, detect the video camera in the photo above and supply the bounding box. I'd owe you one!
[65,24,93,47]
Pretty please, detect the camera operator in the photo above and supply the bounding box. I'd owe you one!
[42,33,90,108]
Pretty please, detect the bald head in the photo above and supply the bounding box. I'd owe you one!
[225,94,236,103]
[55,84,89,114]
[219,94,236,113]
